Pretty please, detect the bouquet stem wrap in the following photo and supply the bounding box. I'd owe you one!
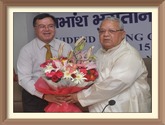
[35,77,86,112]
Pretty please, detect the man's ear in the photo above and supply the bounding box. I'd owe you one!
[122,31,126,39]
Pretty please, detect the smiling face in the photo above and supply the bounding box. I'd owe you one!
[99,19,126,51]
[34,17,55,43]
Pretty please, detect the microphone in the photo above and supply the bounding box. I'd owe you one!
[102,100,116,112]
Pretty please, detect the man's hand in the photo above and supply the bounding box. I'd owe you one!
[65,93,78,103]
[43,94,65,105]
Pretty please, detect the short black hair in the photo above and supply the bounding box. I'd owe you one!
[33,13,56,27]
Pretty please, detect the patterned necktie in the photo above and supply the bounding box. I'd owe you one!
[44,44,52,60]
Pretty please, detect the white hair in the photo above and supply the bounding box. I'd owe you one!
[101,16,124,30]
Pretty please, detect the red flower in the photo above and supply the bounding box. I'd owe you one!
[79,68,87,74]
[71,74,76,78]
[85,69,98,81]
[51,75,60,82]
[84,74,90,82]
[90,74,96,81]
[46,71,56,78]
[40,60,52,68]
[56,70,64,78]
[90,69,95,74]
[92,69,98,78]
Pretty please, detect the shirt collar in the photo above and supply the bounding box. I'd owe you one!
[36,38,55,49]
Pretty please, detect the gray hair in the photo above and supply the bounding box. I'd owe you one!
[101,16,124,30]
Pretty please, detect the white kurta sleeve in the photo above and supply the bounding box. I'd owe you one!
[77,53,146,107]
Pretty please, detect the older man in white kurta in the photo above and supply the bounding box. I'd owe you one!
[65,17,151,112]
[77,39,151,112]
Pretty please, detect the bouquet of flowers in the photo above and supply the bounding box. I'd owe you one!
[35,36,98,112]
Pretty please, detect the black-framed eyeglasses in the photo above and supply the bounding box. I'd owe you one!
[98,28,123,34]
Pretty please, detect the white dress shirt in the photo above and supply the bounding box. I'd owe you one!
[17,38,72,98]
[77,39,151,112]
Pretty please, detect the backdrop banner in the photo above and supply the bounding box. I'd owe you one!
[50,12,152,58]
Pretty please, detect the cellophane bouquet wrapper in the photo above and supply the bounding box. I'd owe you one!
[35,36,98,112]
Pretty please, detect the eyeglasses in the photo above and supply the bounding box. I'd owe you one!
[98,28,123,34]
[35,24,55,30]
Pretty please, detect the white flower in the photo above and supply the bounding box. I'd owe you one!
[63,70,72,79]
[74,71,86,84]
[43,63,54,73]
